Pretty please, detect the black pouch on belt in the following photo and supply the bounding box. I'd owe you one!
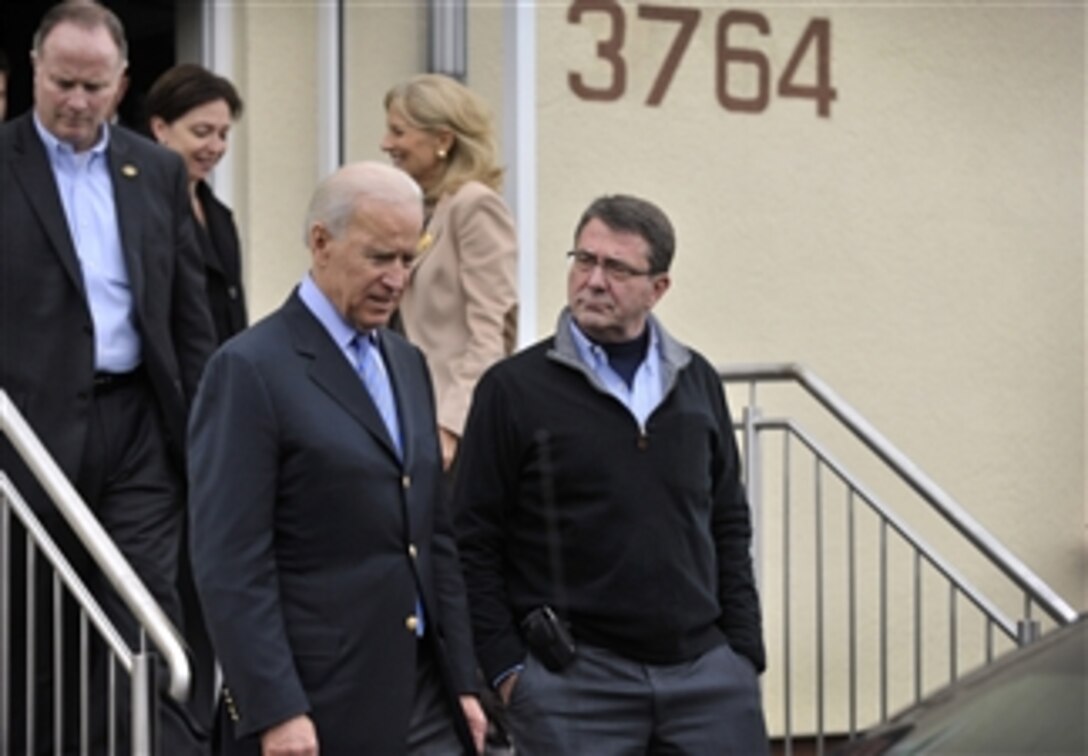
[521,605,577,672]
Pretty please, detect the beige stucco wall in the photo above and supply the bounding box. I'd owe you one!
[229,3,319,314]
[221,0,1084,730]
[229,2,508,318]
[342,3,506,166]
[535,3,1084,727]
[536,2,1085,595]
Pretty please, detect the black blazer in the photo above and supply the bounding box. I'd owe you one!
[0,112,216,480]
[194,180,247,344]
[188,291,477,754]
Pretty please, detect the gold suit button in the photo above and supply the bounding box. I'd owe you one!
[223,687,240,722]
[408,543,418,559]
[405,615,419,633]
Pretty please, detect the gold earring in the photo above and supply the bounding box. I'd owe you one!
[437,149,447,159]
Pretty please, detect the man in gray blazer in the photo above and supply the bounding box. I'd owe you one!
[188,161,486,755]
[0,2,215,753]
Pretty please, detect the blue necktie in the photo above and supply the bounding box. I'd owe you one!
[353,333,402,457]
[353,334,423,635]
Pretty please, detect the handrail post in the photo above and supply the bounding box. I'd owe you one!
[1016,618,1041,646]
[131,634,159,756]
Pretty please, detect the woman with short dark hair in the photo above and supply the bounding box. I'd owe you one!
[147,63,247,344]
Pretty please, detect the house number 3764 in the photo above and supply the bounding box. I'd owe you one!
[567,1,837,118]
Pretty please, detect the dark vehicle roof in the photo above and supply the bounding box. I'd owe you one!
[834,615,1087,755]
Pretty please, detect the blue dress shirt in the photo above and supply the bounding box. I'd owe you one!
[568,318,666,430]
[34,114,139,373]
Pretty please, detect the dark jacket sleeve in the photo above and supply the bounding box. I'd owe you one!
[706,360,766,673]
[453,367,529,685]
[412,344,480,695]
[187,346,311,737]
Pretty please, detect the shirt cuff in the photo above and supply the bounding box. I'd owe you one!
[491,663,525,690]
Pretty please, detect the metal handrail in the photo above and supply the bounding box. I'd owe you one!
[0,389,191,701]
[757,415,1020,640]
[717,362,1079,626]
[1,474,133,665]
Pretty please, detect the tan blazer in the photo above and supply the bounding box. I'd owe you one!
[399,180,518,436]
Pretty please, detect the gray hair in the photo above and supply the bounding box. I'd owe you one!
[303,161,423,246]
[33,1,128,63]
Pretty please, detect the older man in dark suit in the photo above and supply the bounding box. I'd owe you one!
[0,2,215,753]
[188,161,487,755]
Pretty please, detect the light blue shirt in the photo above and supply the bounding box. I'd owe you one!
[34,114,139,373]
[568,318,666,430]
[297,274,423,636]
[297,276,399,449]
[298,273,359,368]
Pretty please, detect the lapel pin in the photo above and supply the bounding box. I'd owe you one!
[417,231,433,252]
[121,164,138,178]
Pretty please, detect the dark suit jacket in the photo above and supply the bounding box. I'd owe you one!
[194,180,247,345]
[0,112,215,484]
[187,291,478,754]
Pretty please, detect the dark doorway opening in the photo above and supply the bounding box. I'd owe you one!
[0,0,178,133]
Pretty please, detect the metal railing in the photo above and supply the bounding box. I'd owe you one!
[0,389,191,755]
[719,363,1078,756]
[2,361,1078,754]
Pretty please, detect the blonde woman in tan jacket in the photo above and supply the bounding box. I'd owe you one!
[382,74,518,472]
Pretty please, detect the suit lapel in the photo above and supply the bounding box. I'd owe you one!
[196,182,232,278]
[282,294,402,463]
[8,115,84,295]
[107,131,146,312]
[379,336,418,468]
[199,220,227,277]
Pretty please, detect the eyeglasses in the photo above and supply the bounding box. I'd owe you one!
[566,250,654,282]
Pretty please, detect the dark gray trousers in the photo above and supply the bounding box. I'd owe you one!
[504,641,768,756]
[407,639,466,755]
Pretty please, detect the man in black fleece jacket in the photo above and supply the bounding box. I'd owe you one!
[454,194,768,754]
